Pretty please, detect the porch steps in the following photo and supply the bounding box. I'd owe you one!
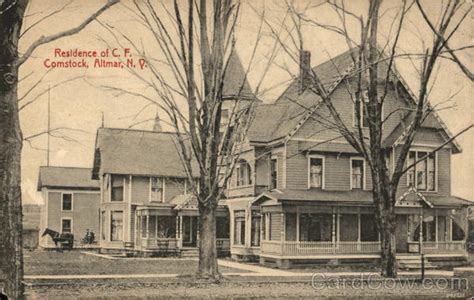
[397,255,437,270]
[180,248,199,258]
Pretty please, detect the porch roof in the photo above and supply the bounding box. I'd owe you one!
[254,189,471,208]
[256,189,373,205]
[170,194,227,210]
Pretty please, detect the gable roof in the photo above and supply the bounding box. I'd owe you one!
[92,128,199,179]
[222,51,256,100]
[247,48,462,152]
[247,50,355,143]
[37,166,99,191]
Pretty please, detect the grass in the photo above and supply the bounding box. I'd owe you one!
[24,250,247,275]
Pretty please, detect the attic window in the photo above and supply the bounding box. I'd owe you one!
[353,90,383,128]
[354,91,370,128]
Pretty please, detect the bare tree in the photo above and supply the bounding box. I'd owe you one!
[260,0,472,277]
[0,1,118,298]
[95,0,279,279]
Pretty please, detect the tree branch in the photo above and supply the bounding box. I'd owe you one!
[16,0,119,67]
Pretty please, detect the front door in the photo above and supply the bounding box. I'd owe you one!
[182,216,198,247]
[395,215,408,253]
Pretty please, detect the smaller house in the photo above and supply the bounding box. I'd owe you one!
[92,128,230,256]
[37,166,100,248]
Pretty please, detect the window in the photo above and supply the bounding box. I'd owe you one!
[270,157,278,189]
[360,214,378,241]
[353,90,383,128]
[351,159,365,189]
[407,150,436,191]
[299,213,333,242]
[111,175,124,201]
[309,156,324,188]
[235,160,252,187]
[61,193,73,211]
[251,211,261,246]
[354,90,370,127]
[101,211,106,241]
[61,218,72,234]
[216,217,230,239]
[157,216,176,238]
[150,177,164,202]
[110,211,123,241]
[413,216,436,242]
[234,210,245,245]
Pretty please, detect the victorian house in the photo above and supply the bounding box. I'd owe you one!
[224,49,471,268]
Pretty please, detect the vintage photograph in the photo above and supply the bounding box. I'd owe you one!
[0,0,473,299]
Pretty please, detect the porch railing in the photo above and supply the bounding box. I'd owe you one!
[421,241,466,254]
[261,240,381,256]
[139,238,178,250]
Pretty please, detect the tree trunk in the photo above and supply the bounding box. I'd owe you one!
[0,1,27,299]
[379,210,397,277]
[373,178,398,278]
[197,202,219,280]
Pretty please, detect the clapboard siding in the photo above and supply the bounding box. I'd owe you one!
[285,141,308,189]
[131,176,149,203]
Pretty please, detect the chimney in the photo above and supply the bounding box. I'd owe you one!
[153,111,162,131]
[299,50,311,93]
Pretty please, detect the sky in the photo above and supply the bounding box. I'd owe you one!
[19,0,473,204]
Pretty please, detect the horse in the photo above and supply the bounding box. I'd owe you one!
[42,228,74,251]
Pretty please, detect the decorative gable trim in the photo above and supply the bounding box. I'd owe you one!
[389,64,462,153]
[286,63,356,142]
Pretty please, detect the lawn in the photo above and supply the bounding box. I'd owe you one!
[24,250,247,275]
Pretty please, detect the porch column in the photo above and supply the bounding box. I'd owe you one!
[179,215,183,248]
[332,208,336,253]
[357,208,361,251]
[280,212,285,254]
[260,212,264,244]
[419,208,423,254]
[155,215,159,239]
[146,215,150,239]
[296,208,300,241]
[435,210,438,248]
[175,215,180,241]
[196,217,200,246]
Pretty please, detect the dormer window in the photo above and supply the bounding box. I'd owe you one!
[150,177,165,202]
[407,150,436,191]
[308,155,324,189]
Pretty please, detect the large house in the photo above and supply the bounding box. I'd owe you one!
[224,49,471,268]
[38,166,100,248]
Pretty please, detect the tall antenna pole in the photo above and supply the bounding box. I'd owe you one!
[47,86,50,166]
